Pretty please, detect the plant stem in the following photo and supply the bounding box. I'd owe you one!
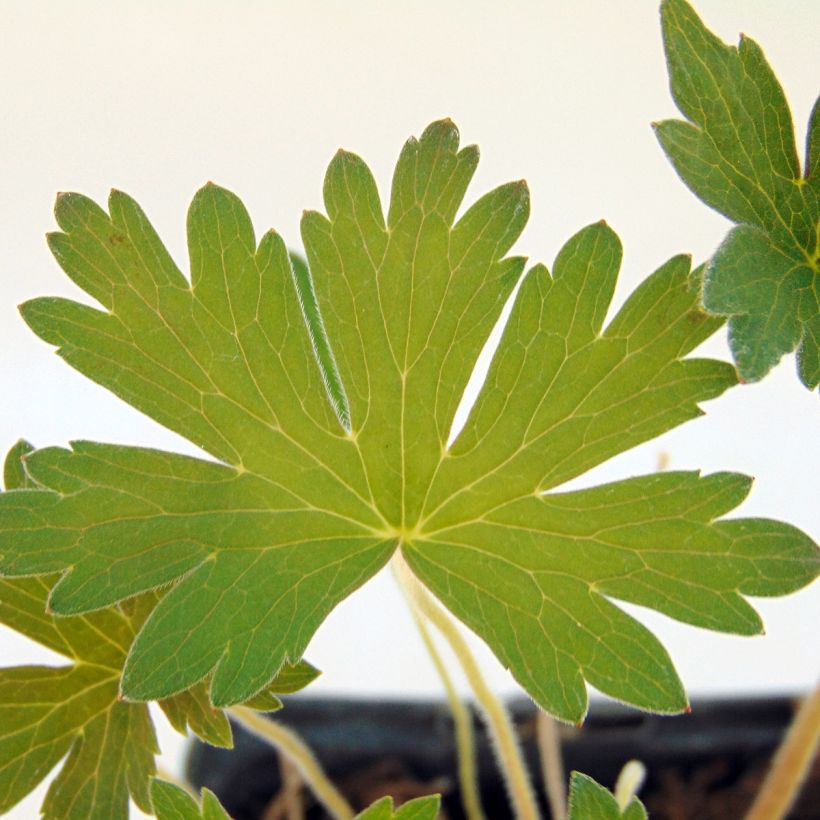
[536,711,566,820]
[393,552,540,820]
[613,760,645,812]
[395,564,486,820]
[228,706,355,820]
[745,682,820,820]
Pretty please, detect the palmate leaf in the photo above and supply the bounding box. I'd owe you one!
[0,119,817,729]
[656,0,820,389]
[0,441,319,816]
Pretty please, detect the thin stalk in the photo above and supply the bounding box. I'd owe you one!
[393,553,540,820]
[395,565,486,820]
[228,706,354,820]
[536,711,566,820]
[745,682,820,820]
[613,760,646,812]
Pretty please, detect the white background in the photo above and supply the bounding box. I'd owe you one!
[1,1,818,815]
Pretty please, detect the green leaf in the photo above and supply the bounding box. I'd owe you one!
[567,772,647,820]
[355,795,440,820]
[655,0,820,389]
[160,660,320,747]
[0,443,319,813]
[1,119,817,727]
[150,779,231,820]
[0,441,157,817]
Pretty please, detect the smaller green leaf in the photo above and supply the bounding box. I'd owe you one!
[567,772,647,820]
[160,660,319,747]
[261,658,321,694]
[704,225,810,381]
[656,0,820,389]
[240,659,321,711]
[160,682,234,749]
[150,779,231,820]
[355,795,441,820]
[1,443,159,817]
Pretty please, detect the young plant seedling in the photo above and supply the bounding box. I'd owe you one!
[0,0,817,817]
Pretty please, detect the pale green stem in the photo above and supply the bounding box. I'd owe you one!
[393,553,540,820]
[394,561,486,820]
[228,706,355,820]
[613,760,646,812]
[745,682,820,820]
[536,710,566,820]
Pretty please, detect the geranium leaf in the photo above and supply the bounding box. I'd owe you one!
[159,660,320,748]
[0,440,157,817]
[1,119,817,731]
[655,0,820,388]
[567,772,647,820]
[0,443,318,815]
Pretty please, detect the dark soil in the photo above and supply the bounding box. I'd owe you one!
[187,695,819,819]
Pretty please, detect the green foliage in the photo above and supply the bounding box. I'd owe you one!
[656,0,820,389]
[150,780,230,820]
[0,441,319,815]
[355,795,440,820]
[1,4,819,816]
[0,118,817,734]
[567,772,646,820]
[0,442,157,818]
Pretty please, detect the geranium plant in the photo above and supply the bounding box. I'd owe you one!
[0,0,816,817]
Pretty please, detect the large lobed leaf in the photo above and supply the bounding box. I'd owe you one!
[0,117,817,733]
[656,0,820,389]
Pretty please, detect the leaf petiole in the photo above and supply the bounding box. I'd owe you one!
[392,551,540,820]
[227,706,354,820]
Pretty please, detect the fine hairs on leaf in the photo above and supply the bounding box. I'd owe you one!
[0,1,818,818]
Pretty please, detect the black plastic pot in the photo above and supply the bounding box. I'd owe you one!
[187,695,819,819]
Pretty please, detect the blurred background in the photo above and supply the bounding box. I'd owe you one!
[1,1,818,816]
